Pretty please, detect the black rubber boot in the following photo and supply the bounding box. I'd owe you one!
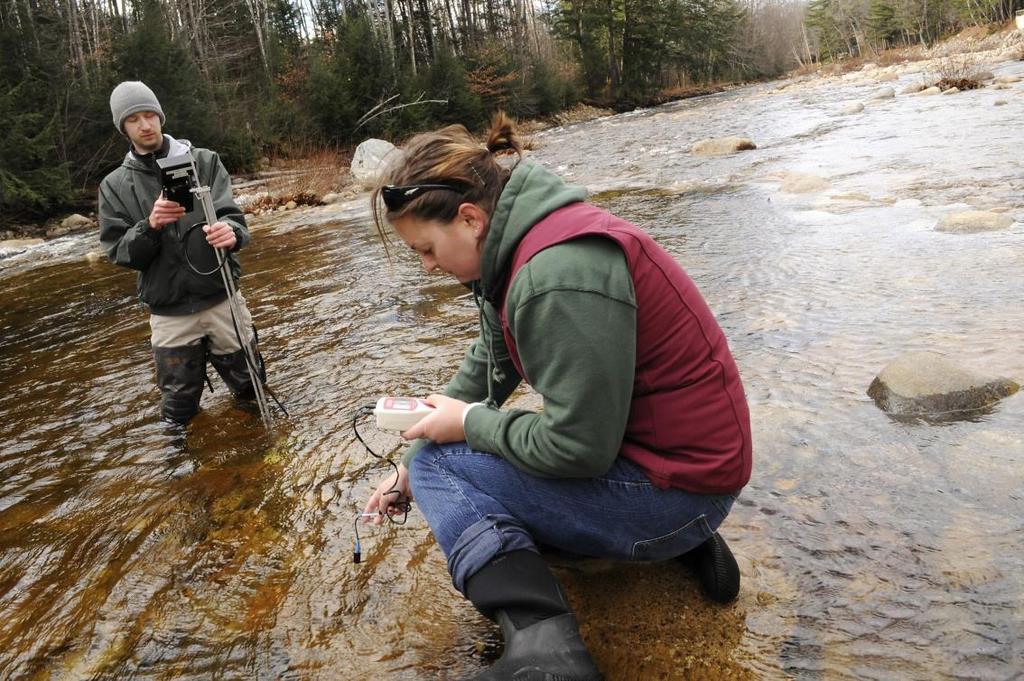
[153,344,207,424]
[209,341,265,399]
[681,532,741,604]
[464,550,602,681]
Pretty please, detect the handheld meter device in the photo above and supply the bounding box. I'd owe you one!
[374,397,435,431]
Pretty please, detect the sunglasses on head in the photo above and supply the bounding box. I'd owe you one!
[380,183,463,212]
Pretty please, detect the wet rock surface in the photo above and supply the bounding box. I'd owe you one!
[868,352,1020,419]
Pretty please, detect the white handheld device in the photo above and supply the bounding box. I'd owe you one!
[374,397,435,431]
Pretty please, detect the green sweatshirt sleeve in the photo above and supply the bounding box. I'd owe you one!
[98,177,163,270]
[463,238,637,478]
[400,296,522,467]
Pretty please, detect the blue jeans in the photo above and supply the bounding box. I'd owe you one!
[408,442,736,593]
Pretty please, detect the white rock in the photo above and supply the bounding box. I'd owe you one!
[935,210,1015,233]
[869,86,896,100]
[351,138,399,188]
[914,86,942,96]
[0,238,45,256]
[878,72,898,82]
[942,87,960,95]
[60,213,92,229]
[994,74,1021,84]
[690,137,757,155]
[995,99,1009,106]
[840,102,864,114]
[285,200,298,210]
[900,82,928,95]
[321,192,343,204]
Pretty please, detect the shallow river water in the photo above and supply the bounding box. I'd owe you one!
[1,60,1023,680]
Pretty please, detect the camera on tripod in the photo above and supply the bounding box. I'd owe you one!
[156,154,199,212]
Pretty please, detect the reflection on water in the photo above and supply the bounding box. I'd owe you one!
[2,61,1023,679]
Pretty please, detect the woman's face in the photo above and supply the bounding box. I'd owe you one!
[391,204,488,283]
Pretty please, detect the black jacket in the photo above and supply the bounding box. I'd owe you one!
[98,135,250,315]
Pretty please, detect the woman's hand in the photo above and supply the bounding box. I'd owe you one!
[402,394,467,443]
[362,464,412,526]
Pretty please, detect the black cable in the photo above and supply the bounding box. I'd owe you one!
[352,404,411,563]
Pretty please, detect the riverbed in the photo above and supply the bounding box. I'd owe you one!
[1,55,1022,679]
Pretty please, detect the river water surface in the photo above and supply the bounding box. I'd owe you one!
[2,61,1023,680]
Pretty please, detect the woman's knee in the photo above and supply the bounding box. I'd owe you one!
[407,441,451,495]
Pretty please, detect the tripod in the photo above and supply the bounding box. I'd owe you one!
[191,179,274,429]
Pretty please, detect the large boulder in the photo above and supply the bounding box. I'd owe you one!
[868,86,896,100]
[690,137,757,156]
[868,352,1019,419]
[351,138,399,188]
[935,210,1015,233]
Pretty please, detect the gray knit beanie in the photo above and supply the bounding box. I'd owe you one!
[110,81,165,133]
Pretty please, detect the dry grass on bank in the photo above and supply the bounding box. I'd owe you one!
[239,145,360,215]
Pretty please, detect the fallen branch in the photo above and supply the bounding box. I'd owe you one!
[355,94,449,130]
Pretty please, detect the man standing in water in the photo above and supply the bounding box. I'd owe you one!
[98,81,262,424]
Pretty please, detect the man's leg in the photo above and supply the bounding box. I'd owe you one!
[150,313,207,424]
[204,293,264,398]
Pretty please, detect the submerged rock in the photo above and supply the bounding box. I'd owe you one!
[780,172,829,194]
[840,102,864,114]
[869,86,896,100]
[690,136,757,155]
[935,210,1015,233]
[868,352,1019,419]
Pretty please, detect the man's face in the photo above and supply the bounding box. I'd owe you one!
[123,111,163,154]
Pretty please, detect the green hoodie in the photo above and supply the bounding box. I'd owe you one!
[98,136,250,316]
[403,161,639,479]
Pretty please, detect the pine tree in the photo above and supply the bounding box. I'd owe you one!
[0,80,73,220]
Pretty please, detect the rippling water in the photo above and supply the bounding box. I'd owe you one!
[2,61,1023,680]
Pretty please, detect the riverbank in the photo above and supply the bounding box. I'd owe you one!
[3,23,1020,256]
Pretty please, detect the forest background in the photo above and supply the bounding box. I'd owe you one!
[1,0,1020,225]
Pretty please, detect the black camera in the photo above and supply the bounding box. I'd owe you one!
[156,154,197,212]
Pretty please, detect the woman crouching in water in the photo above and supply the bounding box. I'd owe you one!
[364,113,752,680]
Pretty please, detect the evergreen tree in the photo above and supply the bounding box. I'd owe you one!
[868,0,900,47]
[0,80,73,220]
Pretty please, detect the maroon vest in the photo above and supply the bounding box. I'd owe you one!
[498,203,752,494]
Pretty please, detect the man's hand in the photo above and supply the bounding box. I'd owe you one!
[204,221,237,250]
[148,194,185,230]
[402,394,468,443]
